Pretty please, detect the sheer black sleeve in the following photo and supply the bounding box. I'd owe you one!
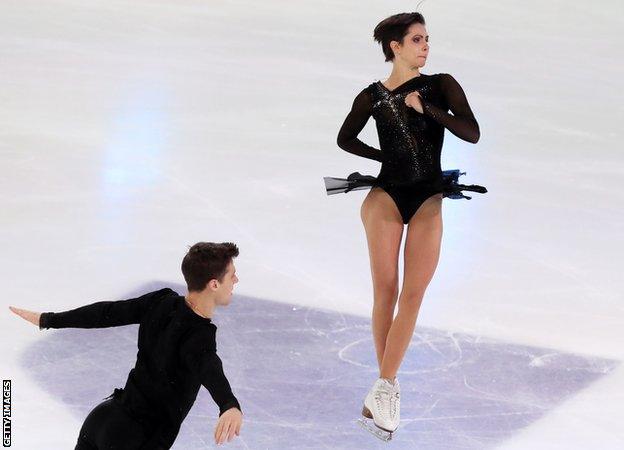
[336,88,384,162]
[38,288,172,330]
[421,73,480,144]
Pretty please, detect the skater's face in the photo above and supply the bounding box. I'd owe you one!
[215,262,238,305]
[391,23,429,68]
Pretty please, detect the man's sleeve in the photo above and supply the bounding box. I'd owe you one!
[186,344,241,416]
[39,288,173,330]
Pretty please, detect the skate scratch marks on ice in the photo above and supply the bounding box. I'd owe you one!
[401,411,535,423]
[338,337,374,368]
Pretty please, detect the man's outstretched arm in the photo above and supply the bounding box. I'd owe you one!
[9,288,173,330]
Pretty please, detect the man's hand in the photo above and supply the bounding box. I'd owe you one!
[214,407,242,445]
[9,306,41,327]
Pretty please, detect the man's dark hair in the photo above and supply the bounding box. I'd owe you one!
[181,242,239,292]
[373,12,426,62]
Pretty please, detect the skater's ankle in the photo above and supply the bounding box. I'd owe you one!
[379,376,397,385]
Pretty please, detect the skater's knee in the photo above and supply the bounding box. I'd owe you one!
[373,273,398,293]
[397,290,424,314]
[373,297,398,314]
[373,281,399,307]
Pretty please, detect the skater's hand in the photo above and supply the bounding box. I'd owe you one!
[405,91,424,113]
[214,407,242,445]
[9,306,41,327]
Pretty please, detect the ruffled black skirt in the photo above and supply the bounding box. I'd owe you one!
[323,170,487,200]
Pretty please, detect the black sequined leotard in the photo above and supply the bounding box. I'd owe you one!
[333,73,484,223]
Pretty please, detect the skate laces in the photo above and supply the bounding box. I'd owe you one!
[390,390,399,417]
[374,383,399,419]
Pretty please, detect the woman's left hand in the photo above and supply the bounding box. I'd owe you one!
[405,91,424,113]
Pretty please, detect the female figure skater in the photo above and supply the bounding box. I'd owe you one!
[328,12,485,438]
[9,242,243,449]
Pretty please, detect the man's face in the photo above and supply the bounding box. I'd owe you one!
[215,262,238,306]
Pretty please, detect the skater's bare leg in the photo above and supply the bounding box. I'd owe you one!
[361,187,404,368]
[380,194,443,379]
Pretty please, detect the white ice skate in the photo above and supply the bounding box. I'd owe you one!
[358,377,400,441]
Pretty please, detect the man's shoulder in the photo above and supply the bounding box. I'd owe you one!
[136,288,180,322]
[151,287,179,298]
[142,287,179,306]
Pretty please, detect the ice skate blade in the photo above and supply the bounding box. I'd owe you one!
[357,418,393,442]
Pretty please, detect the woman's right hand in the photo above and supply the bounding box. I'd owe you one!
[405,91,424,113]
[9,306,41,327]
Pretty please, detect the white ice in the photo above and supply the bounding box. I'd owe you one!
[1,0,623,449]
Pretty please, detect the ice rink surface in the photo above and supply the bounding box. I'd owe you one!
[1,1,623,448]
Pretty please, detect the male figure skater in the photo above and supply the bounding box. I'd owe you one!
[10,242,243,449]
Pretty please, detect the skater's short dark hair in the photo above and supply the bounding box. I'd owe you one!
[373,12,426,62]
[182,242,239,292]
